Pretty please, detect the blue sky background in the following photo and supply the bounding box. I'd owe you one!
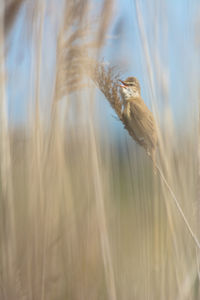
[100,0,200,135]
[6,0,200,135]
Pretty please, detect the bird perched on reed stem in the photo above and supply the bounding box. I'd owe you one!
[119,77,158,171]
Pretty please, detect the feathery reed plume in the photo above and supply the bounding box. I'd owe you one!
[53,0,114,104]
[53,1,90,101]
[94,63,122,119]
[94,62,200,251]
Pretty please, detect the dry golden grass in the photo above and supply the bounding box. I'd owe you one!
[0,0,200,299]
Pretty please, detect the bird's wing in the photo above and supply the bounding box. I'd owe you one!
[129,100,157,148]
[123,118,146,147]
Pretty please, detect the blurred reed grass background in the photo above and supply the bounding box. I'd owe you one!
[0,0,200,299]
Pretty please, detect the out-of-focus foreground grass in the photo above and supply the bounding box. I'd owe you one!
[0,0,200,299]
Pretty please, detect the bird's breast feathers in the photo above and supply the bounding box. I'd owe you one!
[123,102,131,119]
[123,98,157,149]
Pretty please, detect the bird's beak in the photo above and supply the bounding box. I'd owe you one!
[118,79,127,88]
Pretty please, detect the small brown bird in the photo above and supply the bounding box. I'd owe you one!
[119,76,158,169]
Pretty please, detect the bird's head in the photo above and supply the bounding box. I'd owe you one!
[119,77,141,100]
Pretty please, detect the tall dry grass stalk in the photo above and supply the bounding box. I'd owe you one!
[0,2,18,298]
[1,0,200,299]
[4,0,25,35]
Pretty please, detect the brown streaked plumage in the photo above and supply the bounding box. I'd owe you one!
[119,76,158,170]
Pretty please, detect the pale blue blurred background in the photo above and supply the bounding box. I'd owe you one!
[6,0,200,134]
